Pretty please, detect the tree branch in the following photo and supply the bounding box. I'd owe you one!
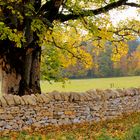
[52,37,81,60]
[56,0,128,22]
[124,2,140,8]
[37,0,64,22]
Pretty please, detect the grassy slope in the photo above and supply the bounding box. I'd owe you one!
[41,76,140,93]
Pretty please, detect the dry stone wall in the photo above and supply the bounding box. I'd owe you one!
[0,88,140,131]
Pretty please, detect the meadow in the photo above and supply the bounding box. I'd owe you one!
[41,76,140,93]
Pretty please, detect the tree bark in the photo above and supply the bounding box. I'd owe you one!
[30,47,41,94]
[1,67,21,95]
[19,47,41,95]
[0,54,22,95]
[18,52,32,96]
[0,41,41,96]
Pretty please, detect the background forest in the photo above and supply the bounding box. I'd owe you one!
[41,39,140,80]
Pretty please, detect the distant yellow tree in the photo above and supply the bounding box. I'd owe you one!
[128,45,140,75]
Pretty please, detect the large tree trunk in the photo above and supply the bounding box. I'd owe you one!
[19,47,41,96]
[18,53,33,96]
[0,54,22,95]
[30,47,41,94]
[0,41,41,96]
[1,68,21,95]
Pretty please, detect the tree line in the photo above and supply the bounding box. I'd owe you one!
[67,39,140,79]
[41,39,140,80]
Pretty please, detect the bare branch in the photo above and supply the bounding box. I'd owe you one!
[124,2,140,8]
[52,37,82,60]
[56,0,128,22]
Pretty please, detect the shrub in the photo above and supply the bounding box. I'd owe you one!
[97,129,119,140]
[124,125,140,140]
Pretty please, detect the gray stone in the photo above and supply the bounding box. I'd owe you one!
[36,94,44,103]
[20,97,26,105]
[21,96,29,105]
[5,124,12,129]
[0,96,8,107]
[73,118,80,123]
[11,106,20,113]
[60,92,70,101]
[5,114,14,120]
[40,94,50,103]
[32,122,42,128]
[0,121,6,127]
[50,119,57,124]
[0,108,5,114]
[0,127,4,131]
[57,112,64,115]
[13,95,21,105]
[27,96,37,105]
[3,95,15,106]
[12,123,19,130]
[53,93,62,101]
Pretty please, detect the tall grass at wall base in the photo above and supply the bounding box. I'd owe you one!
[124,125,140,140]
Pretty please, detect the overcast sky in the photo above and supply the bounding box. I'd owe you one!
[110,6,140,25]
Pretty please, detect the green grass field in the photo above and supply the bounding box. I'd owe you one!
[41,76,140,93]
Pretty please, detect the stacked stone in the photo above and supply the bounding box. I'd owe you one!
[0,88,140,132]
